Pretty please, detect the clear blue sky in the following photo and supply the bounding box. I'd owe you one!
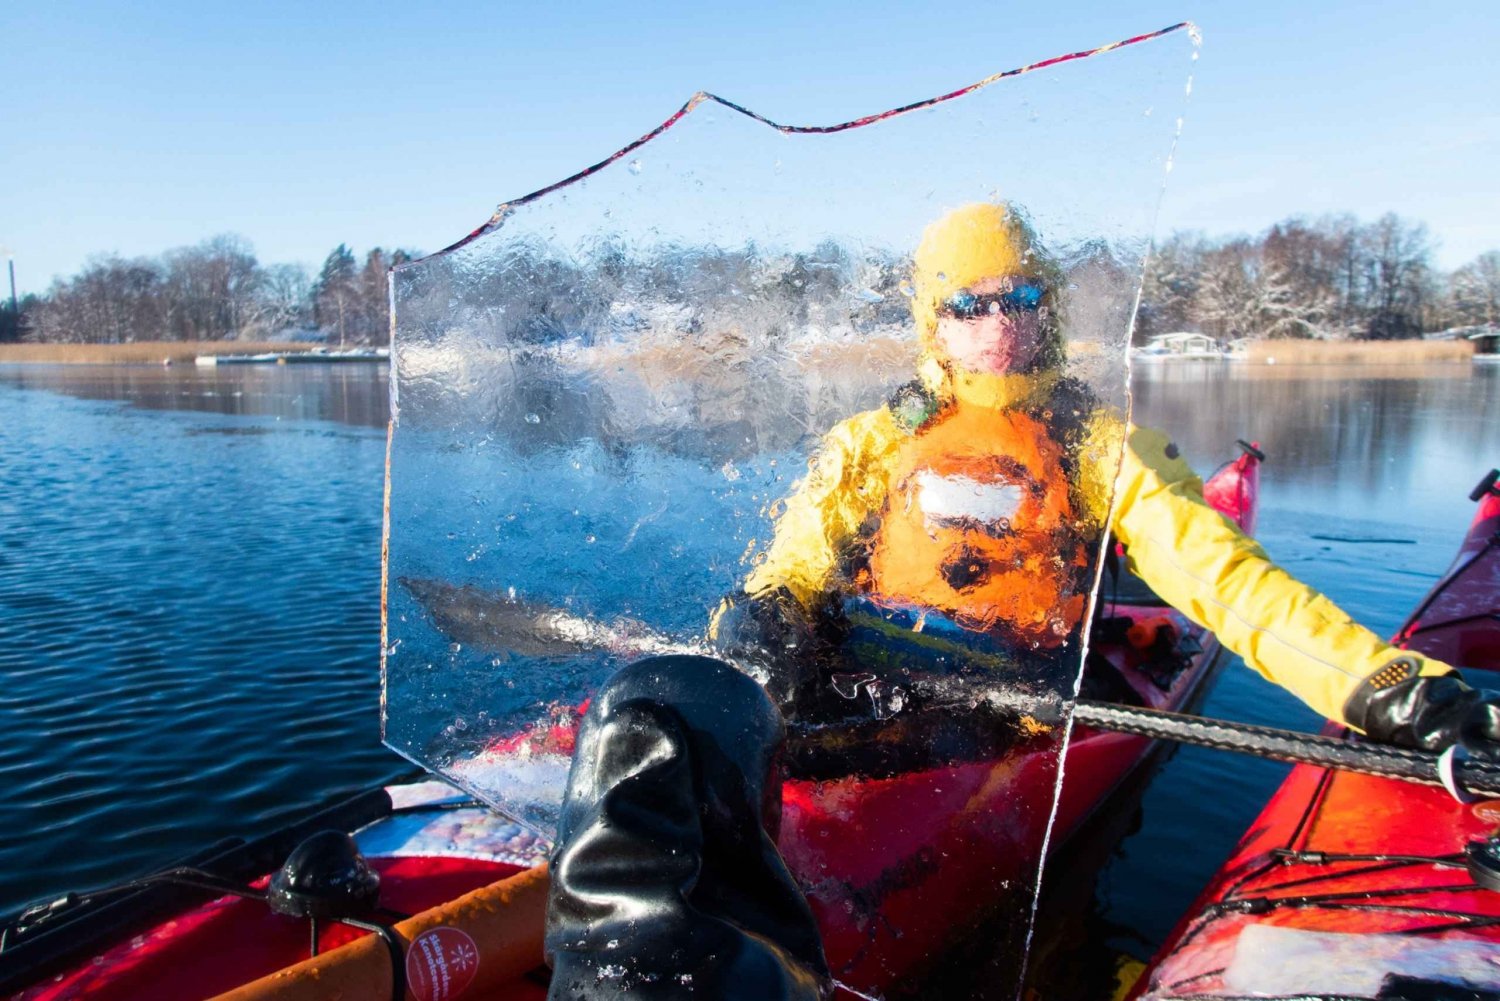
[3,1,1496,295]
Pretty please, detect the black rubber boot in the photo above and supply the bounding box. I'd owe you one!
[545,655,831,1000]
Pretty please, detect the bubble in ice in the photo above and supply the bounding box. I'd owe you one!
[898,281,915,298]
[628,159,643,175]
[524,413,541,424]
[852,288,885,304]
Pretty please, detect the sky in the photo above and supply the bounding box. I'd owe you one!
[2,1,1496,296]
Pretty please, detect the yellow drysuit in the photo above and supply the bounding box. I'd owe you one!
[737,382,1451,725]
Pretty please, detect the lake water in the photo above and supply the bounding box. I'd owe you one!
[1,359,1496,969]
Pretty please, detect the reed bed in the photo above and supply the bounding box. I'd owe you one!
[0,341,320,365]
[1247,339,1473,365]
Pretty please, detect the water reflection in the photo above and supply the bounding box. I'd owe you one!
[0,363,390,430]
[8,361,1489,504]
[1132,361,1499,529]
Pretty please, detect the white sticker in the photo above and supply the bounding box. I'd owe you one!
[405,926,480,1001]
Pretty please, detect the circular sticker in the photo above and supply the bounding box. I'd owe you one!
[406,926,480,1001]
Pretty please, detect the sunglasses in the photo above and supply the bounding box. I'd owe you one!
[940,281,1046,319]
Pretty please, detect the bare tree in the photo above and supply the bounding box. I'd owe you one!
[28,255,165,343]
[1260,219,1342,337]
[1358,214,1432,339]
[1138,232,1208,339]
[249,262,312,337]
[1448,251,1500,327]
[161,235,261,341]
[1191,240,1259,340]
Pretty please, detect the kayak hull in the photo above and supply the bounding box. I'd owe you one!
[1131,480,1500,1000]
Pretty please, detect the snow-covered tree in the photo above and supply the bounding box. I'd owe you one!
[1448,251,1500,327]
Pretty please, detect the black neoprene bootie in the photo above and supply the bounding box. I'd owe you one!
[544,655,831,1000]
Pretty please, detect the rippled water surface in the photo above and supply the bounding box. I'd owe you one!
[0,359,1496,969]
[0,364,405,913]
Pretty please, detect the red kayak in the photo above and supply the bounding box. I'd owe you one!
[1129,469,1500,1000]
[1,446,1261,1001]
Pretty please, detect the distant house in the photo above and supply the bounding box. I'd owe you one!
[1429,323,1499,356]
[1133,331,1224,360]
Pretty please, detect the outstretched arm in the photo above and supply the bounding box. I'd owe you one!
[1109,425,1456,727]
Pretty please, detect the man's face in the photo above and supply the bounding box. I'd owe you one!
[933,276,1046,376]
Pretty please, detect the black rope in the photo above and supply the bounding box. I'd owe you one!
[1272,849,1466,866]
[1401,914,1500,936]
[1288,766,1336,855]
[342,918,408,1001]
[3,866,264,943]
[1254,858,1466,895]
[1217,882,1481,914]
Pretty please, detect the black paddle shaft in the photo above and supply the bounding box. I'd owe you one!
[1074,699,1500,799]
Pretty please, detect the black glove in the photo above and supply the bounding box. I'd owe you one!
[545,655,830,1000]
[1343,657,1500,759]
[710,588,850,715]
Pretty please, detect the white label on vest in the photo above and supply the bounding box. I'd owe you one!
[914,470,1023,528]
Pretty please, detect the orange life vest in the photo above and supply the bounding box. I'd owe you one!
[862,404,1091,649]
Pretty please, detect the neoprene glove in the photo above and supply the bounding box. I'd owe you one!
[546,656,831,1000]
[710,588,850,714]
[1343,659,1500,759]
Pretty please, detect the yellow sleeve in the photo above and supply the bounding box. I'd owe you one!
[1075,409,1128,530]
[1108,424,1454,725]
[741,407,905,608]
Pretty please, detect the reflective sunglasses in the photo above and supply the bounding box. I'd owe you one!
[940,281,1046,319]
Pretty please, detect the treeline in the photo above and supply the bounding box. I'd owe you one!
[1139,213,1499,342]
[5,212,1497,347]
[1,237,416,346]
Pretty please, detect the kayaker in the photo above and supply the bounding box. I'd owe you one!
[713,201,1500,758]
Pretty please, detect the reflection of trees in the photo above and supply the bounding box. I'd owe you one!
[1131,365,1499,497]
[3,365,389,429]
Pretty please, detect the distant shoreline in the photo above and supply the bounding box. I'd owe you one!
[0,341,328,365]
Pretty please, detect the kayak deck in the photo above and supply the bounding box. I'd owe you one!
[1133,475,1500,999]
